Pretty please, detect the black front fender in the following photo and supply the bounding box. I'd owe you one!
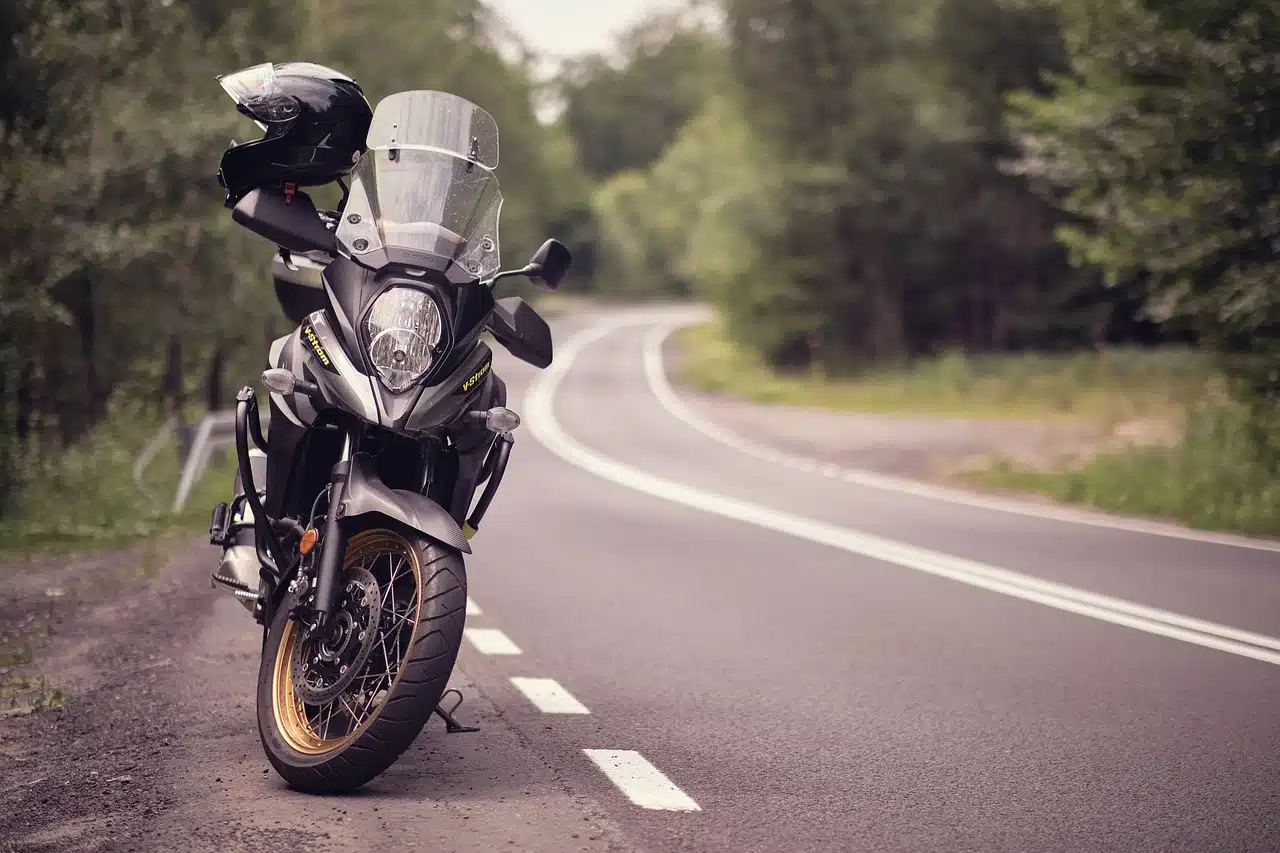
[342,454,472,554]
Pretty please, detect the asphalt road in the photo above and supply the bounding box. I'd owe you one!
[6,306,1278,853]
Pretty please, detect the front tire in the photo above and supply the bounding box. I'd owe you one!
[256,527,467,793]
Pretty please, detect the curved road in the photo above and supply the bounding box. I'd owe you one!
[474,308,1280,853]
[5,307,1277,853]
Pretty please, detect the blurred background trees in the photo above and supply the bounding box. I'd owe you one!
[0,0,582,512]
[0,0,1274,526]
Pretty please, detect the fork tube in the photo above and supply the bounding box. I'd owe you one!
[313,429,354,629]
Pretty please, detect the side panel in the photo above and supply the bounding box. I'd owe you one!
[264,394,309,520]
[445,371,508,524]
[269,329,318,428]
[402,343,496,433]
[302,310,380,423]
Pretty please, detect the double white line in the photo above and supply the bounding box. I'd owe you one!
[525,316,1280,668]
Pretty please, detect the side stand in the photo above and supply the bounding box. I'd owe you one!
[434,688,480,734]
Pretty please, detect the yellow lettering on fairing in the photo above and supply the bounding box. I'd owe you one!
[461,360,491,393]
[303,326,331,367]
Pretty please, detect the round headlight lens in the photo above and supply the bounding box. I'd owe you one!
[364,287,443,392]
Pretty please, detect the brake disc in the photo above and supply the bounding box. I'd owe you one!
[291,567,381,705]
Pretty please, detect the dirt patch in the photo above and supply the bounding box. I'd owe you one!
[0,537,225,852]
[673,387,1111,479]
[664,334,1183,484]
[0,538,177,715]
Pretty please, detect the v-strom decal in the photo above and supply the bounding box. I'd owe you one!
[301,323,339,373]
[304,310,379,422]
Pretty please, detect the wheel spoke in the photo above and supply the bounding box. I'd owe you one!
[276,534,424,755]
[381,607,416,633]
[338,693,363,729]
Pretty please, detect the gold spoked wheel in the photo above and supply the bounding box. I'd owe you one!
[271,530,423,755]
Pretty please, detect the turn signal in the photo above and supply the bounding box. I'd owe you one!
[299,528,319,554]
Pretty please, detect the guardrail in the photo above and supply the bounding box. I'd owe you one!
[134,407,270,514]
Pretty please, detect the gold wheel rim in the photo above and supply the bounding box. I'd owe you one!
[272,530,422,756]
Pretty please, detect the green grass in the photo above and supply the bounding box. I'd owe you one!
[675,319,1217,428]
[675,318,1277,537]
[0,402,238,557]
[0,404,240,714]
[964,407,1280,536]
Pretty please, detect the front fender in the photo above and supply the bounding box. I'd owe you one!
[341,454,472,554]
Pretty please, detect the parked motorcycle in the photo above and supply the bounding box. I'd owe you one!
[206,62,569,793]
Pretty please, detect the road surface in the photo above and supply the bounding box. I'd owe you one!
[4,307,1278,852]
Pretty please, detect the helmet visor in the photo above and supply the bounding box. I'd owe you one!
[217,63,300,130]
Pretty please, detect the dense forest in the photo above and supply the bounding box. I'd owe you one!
[0,0,1275,521]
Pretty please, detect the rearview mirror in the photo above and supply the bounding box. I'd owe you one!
[526,239,572,291]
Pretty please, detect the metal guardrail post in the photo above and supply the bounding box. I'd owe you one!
[167,408,269,514]
[132,415,179,505]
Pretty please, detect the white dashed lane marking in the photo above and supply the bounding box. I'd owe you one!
[510,677,590,714]
[584,749,701,811]
[466,596,482,616]
[463,628,522,655]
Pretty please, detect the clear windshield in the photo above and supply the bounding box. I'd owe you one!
[336,92,503,279]
[335,148,503,279]
[365,91,499,169]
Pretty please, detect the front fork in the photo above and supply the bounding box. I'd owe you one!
[311,431,355,631]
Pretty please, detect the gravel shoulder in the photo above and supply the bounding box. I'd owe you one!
[668,384,1103,483]
[0,538,631,853]
[660,328,1172,484]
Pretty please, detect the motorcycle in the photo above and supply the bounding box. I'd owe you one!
[207,84,569,793]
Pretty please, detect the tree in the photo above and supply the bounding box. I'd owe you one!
[0,0,577,514]
[705,0,1140,369]
[1008,0,1280,433]
[558,10,723,181]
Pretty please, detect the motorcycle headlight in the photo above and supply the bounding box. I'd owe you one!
[364,287,443,392]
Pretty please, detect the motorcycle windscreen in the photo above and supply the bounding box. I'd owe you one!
[335,148,503,279]
[365,91,499,169]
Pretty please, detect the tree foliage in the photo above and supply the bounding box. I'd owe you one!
[558,10,724,181]
[0,0,581,512]
[1007,0,1280,426]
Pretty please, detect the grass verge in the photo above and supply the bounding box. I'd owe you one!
[675,319,1276,537]
[962,407,1280,537]
[674,319,1216,427]
[0,403,236,557]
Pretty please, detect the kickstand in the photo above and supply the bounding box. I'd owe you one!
[434,688,480,733]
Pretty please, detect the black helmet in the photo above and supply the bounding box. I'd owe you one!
[216,62,373,207]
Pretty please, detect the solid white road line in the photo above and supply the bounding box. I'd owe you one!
[584,749,701,812]
[510,677,591,714]
[463,628,522,656]
[524,316,1280,668]
[466,596,482,616]
[642,322,1280,553]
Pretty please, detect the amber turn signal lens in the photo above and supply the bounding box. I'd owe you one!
[299,528,319,554]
